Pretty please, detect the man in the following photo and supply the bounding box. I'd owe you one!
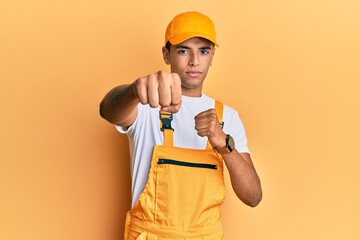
[100,11,262,240]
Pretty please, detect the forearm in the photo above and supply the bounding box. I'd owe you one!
[99,83,139,126]
[194,109,262,207]
[221,151,262,207]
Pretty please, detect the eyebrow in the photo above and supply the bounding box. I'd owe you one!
[174,45,212,50]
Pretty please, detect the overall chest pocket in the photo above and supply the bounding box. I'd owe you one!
[158,158,217,169]
[154,157,225,227]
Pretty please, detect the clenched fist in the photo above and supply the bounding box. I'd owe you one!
[134,71,182,113]
[194,109,227,148]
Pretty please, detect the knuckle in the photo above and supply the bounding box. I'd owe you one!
[149,102,158,108]
[171,73,181,84]
[148,74,157,85]
[157,70,165,76]
[208,113,216,121]
[157,71,163,80]
[159,99,170,107]
[135,77,145,88]
[158,70,169,79]
[173,105,181,112]
[158,72,171,86]
[171,72,180,79]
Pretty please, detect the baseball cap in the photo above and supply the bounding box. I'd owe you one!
[165,11,218,47]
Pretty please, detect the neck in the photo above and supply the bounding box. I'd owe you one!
[181,87,202,97]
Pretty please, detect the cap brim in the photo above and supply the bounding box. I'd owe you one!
[169,33,219,47]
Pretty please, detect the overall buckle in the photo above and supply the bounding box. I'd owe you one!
[159,112,174,131]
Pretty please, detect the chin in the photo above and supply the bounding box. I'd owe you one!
[182,79,204,88]
[181,83,202,90]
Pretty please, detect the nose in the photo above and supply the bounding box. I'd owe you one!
[189,52,199,67]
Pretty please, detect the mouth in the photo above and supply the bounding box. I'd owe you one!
[186,71,202,78]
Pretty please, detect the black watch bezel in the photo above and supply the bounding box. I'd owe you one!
[215,134,235,154]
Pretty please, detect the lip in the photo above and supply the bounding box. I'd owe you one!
[186,71,202,78]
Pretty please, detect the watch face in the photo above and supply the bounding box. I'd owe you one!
[228,135,235,152]
[215,134,235,154]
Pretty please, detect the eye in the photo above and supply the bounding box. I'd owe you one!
[177,49,189,54]
[201,49,210,55]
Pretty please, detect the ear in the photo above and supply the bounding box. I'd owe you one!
[209,48,216,66]
[162,46,170,65]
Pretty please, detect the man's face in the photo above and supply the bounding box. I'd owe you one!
[162,37,215,97]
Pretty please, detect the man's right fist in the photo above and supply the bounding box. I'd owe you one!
[133,71,182,113]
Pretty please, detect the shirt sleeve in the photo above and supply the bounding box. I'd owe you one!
[223,106,250,154]
[115,124,129,134]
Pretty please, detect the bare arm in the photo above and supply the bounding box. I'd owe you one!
[221,151,262,207]
[100,84,139,127]
[99,71,182,127]
[194,109,262,207]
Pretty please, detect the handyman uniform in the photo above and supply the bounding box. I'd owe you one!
[117,11,251,240]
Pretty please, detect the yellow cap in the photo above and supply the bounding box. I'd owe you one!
[165,12,218,46]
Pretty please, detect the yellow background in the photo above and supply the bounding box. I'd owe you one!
[1,0,359,239]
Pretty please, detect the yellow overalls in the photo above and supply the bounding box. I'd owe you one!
[124,101,226,240]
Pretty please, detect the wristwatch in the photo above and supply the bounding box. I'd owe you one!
[214,134,235,154]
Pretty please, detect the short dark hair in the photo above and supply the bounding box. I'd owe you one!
[165,41,172,51]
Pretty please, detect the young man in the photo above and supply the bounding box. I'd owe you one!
[100,11,262,240]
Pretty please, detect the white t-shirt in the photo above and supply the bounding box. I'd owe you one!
[116,93,249,208]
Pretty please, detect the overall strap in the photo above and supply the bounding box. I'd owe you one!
[215,100,224,127]
[160,100,223,148]
[159,111,174,147]
[206,100,224,150]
